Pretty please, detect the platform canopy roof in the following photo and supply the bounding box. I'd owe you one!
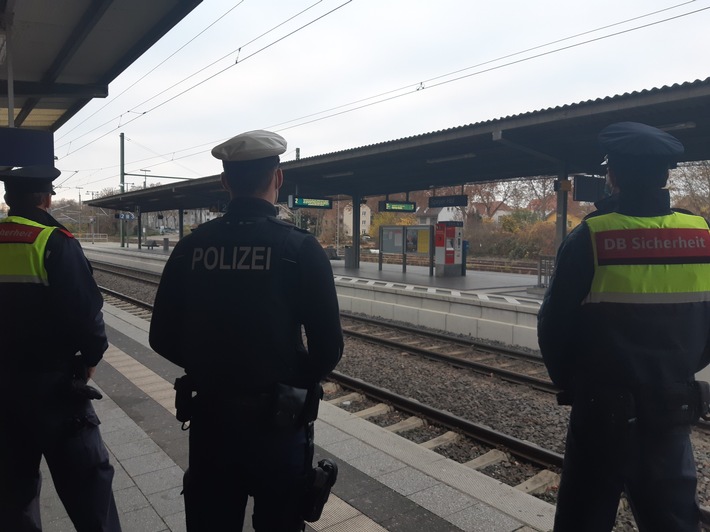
[0,0,202,131]
[88,77,710,214]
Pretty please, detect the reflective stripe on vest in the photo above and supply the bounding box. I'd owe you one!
[584,212,710,304]
[0,216,56,285]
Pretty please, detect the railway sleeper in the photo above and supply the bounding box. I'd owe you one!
[496,361,523,369]
[425,344,448,351]
[470,355,498,363]
[446,350,472,357]
[385,416,424,433]
[327,392,365,406]
[420,430,459,450]
[354,403,392,419]
[322,382,341,395]
[526,367,550,376]
[514,469,560,495]
[464,449,507,470]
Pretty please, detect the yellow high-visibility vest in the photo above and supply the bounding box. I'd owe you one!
[585,212,710,304]
[0,216,56,285]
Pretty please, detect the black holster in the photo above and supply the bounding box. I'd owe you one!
[69,379,103,401]
[573,389,637,433]
[174,374,195,425]
[273,382,323,430]
[635,381,710,429]
[302,458,338,522]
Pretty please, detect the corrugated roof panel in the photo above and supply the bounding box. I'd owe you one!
[0,0,202,130]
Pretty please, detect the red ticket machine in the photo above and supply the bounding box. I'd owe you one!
[434,221,463,277]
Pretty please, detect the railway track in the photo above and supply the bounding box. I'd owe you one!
[94,261,556,393]
[98,285,565,498]
[341,313,556,394]
[327,372,563,469]
[94,265,710,432]
[92,261,162,284]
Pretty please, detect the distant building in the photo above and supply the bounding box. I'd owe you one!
[343,203,372,236]
[470,201,513,222]
[416,206,461,225]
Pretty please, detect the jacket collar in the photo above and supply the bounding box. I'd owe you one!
[224,197,278,219]
[8,206,67,230]
[616,188,672,217]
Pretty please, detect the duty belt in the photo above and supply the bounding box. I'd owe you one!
[560,381,710,429]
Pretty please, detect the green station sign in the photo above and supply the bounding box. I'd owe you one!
[379,201,416,213]
[288,196,333,209]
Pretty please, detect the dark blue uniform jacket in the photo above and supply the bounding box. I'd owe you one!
[538,189,710,394]
[149,197,344,395]
[0,206,108,372]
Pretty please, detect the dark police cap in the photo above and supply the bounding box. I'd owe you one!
[598,122,684,162]
[0,165,61,194]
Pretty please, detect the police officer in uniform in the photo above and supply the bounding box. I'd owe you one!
[0,166,121,531]
[538,122,710,531]
[149,130,344,531]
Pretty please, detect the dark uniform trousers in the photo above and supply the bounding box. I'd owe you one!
[0,372,121,532]
[185,402,310,532]
[554,405,699,532]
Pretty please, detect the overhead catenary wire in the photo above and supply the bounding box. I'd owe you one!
[272,4,710,132]
[57,2,709,190]
[55,0,335,154]
[57,1,702,169]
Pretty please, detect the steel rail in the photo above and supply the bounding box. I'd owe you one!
[342,325,558,394]
[342,312,542,363]
[329,371,564,470]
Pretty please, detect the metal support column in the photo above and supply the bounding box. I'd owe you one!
[554,168,570,251]
[347,193,362,269]
[120,133,125,247]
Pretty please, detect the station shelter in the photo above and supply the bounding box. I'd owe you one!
[86,78,710,273]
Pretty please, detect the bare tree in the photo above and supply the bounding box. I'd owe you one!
[517,176,556,219]
[669,162,710,217]
[464,181,516,219]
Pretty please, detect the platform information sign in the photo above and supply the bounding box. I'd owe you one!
[379,201,416,213]
[428,195,468,208]
[288,196,333,209]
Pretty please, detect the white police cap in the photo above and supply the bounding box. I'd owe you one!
[211,130,287,162]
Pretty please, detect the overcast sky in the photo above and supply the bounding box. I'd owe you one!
[22,0,710,202]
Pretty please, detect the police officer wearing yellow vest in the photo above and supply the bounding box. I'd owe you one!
[0,166,121,531]
[538,122,710,531]
[149,130,344,531]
